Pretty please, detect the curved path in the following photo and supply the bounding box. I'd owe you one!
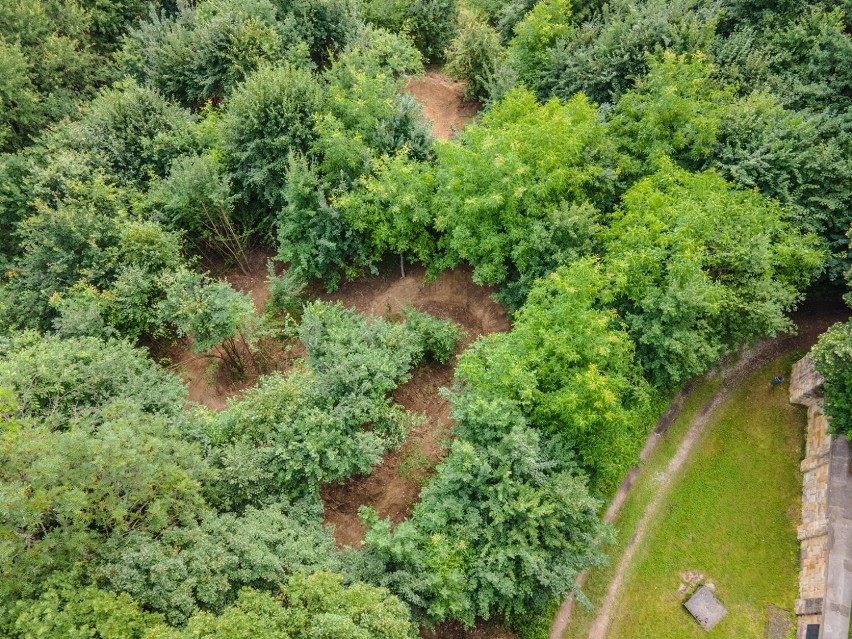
[549,306,849,639]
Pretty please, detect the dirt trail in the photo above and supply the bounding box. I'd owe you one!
[549,302,850,639]
[407,69,479,139]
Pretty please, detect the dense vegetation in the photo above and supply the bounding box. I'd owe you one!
[1,0,849,637]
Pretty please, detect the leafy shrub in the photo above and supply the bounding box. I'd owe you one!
[201,302,459,506]
[0,38,41,151]
[223,63,323,231]
[9,585,162,639]
[0,332,186,424]
[453,259,654,494]
[145,573,417,639]
[362,423,609,626]
[433,87,611,308]
[710,93,852,281]
[536,0,719,104]
[610,52,734,176]
[402,307,466,364]
[119,0,287,107]
[0,406,210,606]
[142,153,250,274]
[97,503,340,624]
[811,320,852,436]
[446,10,505,101]
[276,154,369,289]
[158,268,261,375]
[507,0,572,88]
[603,161,824,386]
[363,0,459,62]
[336,151,439,270]
[71,82,198,188]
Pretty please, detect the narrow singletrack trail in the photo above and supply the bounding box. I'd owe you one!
[549,305,849,639]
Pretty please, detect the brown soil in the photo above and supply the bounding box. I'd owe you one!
[318,264,509,548]
[421,621,521,639]
[408,69,480,140]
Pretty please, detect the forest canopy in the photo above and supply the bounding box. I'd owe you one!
[0,0,849,637]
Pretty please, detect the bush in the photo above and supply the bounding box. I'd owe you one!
[362,423,609,626]
[811,320,852,436]
[336,151,438,271]
[223,64,323,231]
[453,259,654,494]
[507,0,572,88]
[363,0,458,62]
[446,10,505,101]
[276,154,369,288]
[72,82,198,188]
[142,153,250,274]
[119,0,287,107]
[145,573,417,639]
[536,0,719,104]
[97,503,340,624]
[433,87,612,308]
[0,407,209,606]
[0,332,186,424]
[201,302,459,506]
[603,161,824,386]
[158,268,261,376]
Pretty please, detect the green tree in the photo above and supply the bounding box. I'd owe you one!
[9,584,162,639]
[0,332,186,425]
[453,259,654,494]
[119,0,288,108]
[96,503,340,624]
[276,154,368,289]
[433,87,612,308]
[223,64,323,232]
[336,151,438,272]
[0,404,209,607]
[610,52,734,176]
[362,423,609,626]
[811,320,852,436]
[603,162,824,386]
[0,38,41,151]
[145,573,417,639]
[536,0,719,104]
[507,0,573,88]
[142,153,250,274]
[446,10,505,101]
[158,268,259,375]
[71,82,198,188]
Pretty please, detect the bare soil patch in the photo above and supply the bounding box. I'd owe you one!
[408,69,479,140]
[421,621,520,639]
[318,264,509,548]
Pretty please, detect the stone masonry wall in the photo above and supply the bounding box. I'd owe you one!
[790,357,829,639]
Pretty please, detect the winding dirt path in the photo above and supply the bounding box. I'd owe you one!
[549,303,850,639]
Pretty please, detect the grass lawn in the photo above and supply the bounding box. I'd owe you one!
[560,370,723,638]
[602,354,804,639]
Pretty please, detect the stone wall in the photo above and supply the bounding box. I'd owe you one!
[790,356,852,639]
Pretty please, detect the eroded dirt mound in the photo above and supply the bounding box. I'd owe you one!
[408,69,479,140]
[319,265,509,548]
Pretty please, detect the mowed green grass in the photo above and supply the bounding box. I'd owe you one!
[604,355,804,639]
[562,374,723,639]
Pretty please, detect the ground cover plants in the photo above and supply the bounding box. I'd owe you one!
[1,0,851,637]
